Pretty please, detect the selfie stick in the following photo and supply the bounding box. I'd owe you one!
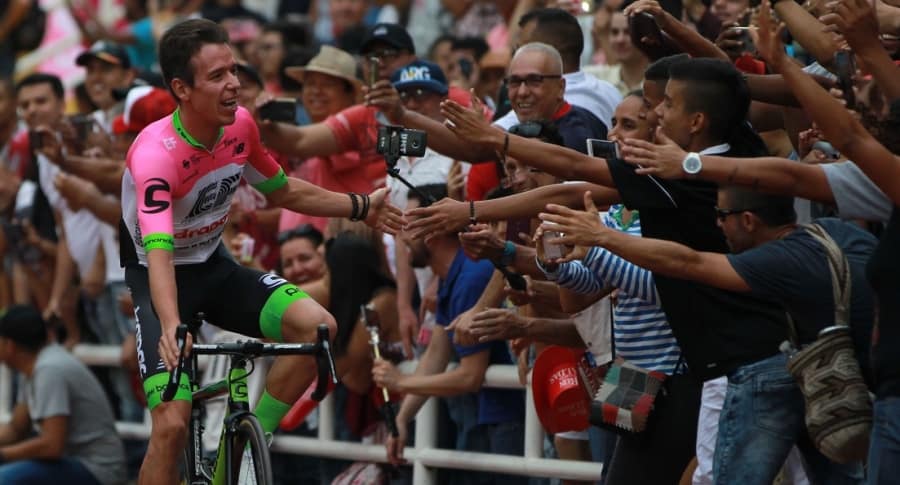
[362,304,400,437]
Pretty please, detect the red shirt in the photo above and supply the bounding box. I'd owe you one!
[279,87,480,232]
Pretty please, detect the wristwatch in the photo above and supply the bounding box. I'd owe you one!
[682,152,702,175]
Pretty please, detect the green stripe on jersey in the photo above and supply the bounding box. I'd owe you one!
[143,233,174,252]
[252,168,288,194]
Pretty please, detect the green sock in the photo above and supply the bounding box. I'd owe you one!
[253,390,293,435]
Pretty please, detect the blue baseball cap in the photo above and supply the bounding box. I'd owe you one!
[391,60,448,96]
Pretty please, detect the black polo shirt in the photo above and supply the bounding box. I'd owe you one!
[606,145,787,381]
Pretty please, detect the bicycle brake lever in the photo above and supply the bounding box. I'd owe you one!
[162,323,189,402]
[312,324,338,401]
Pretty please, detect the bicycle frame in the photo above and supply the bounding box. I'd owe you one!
[166,320,337,485]
[182,350,254,483]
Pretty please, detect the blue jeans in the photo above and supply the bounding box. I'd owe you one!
[868,396,900,485]
[0,457,102,484]
[714,353,864,485]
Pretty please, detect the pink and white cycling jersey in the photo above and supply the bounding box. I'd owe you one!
[121,106,287,266]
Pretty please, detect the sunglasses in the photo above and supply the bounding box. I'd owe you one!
[503,74,562,89]
[399,88,439,103]
[714,206,762,221]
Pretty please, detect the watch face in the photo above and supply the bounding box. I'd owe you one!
[683,154,701,174]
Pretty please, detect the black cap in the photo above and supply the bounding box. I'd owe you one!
[360,23,414,55]
[76,41,131,69]
[0,306,48,352]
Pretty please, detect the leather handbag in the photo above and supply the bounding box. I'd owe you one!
[782,223,872,464]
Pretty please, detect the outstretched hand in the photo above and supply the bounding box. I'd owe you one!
[440,92,505,148]
[755,0,788,72]
[366,188,406,235]
[403,197,469,240]
[819,0,880,49]
[538,191,607,262]
[620,128,689,179]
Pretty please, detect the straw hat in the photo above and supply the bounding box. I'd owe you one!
[284,45,362,92]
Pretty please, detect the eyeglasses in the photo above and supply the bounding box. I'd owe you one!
[277,224,324,246]
[714,206,761,221]
[503,74,562,89]
[362,48,401,60]
[399,88,438,103]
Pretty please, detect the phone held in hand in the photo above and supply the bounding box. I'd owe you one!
[28,130,43,150]
[629,12,663,46]
[368,56,380,88]
[258,98,298,124]
[833,50,856,109]
[542,228,565,261]
[70,114,96,140]
[729,26,756,55]
[586,138,620,160]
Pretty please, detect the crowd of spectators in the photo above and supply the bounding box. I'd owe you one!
[1,0,899,484]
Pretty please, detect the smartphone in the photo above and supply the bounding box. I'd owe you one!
[730,26,756,54]
[258,98,297,124]
[28,130,43,150]
[586,138,620,160]
[70,114,95,140]
[367,56,380,87]
[542,229,565,261]
[629,12,664,47]
[833,50,856,109]
[458,58,474,80]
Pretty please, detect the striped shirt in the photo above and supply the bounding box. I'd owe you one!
[543,205,682,374]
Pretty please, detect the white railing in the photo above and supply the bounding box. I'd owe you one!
[0,344,603,484]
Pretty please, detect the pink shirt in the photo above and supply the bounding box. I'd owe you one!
[121,107,286,265]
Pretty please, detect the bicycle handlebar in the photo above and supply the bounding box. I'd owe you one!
[162,315,338,403]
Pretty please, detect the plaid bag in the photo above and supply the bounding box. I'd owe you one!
[577,356,667,433]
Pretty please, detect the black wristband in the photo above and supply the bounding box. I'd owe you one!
[359,193,371,221]
[348,193,360,221]
[469,200,476,225]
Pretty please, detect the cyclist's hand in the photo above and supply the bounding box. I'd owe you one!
[365,187,406,235]
[159,323,193,371]
[385,419,408,465]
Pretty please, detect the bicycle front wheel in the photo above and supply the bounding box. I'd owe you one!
[228,414,273,485]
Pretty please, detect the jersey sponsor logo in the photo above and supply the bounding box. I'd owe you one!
[186,173,241,219]
[142,177,171,214]
[259,273,288,289]
[173,213,228,239]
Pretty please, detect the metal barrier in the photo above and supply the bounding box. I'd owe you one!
[0,344,603,484]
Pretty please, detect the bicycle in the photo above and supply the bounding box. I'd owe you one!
[162,313,338,484]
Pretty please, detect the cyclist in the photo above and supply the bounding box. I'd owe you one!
[121,18,404,485]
